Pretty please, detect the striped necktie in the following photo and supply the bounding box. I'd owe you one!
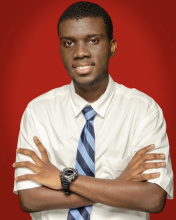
[67,106,97,220]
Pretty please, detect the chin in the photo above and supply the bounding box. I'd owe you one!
[72,71,108,87]
[73,76,100,87]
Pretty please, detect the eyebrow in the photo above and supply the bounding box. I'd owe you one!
[60,36,73,40]
[60,34,104,40]
[87,34,104,38]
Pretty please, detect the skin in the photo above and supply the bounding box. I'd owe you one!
[14,17,167,213]
[15,138,166,213]
[59,17,116,102]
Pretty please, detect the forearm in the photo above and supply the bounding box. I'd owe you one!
[70,175,166,213]
[16,141,167,213]
[18,186,95,213]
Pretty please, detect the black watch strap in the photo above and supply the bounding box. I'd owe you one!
[60,177,73,195]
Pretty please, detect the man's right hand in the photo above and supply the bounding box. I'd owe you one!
[117,144,166,182]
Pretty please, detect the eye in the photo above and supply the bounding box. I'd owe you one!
[65,41,73,47]
[89,38,99,44]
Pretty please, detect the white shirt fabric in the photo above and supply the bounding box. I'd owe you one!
[14,75,173,220]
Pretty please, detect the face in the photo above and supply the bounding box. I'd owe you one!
[59,17,116,87]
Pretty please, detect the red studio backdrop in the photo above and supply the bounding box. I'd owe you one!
[0,0,175,219]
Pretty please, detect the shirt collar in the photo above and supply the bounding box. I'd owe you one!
[70,75,115,118]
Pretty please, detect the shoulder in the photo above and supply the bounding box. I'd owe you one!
[114,82,162,118]
[26,84,70,113]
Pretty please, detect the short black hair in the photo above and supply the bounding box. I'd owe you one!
[57,1,113,41]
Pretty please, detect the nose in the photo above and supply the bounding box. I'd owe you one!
[73,42,91,60]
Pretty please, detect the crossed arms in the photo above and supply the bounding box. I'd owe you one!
[13,137,167,213]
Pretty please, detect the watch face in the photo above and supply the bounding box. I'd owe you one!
[63,168,78,181]
[65,169,74,176]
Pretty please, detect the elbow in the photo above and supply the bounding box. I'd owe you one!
[19,196,35,213]
[147,189,167,213]
[20,201,32,213]
[18,190,37,213]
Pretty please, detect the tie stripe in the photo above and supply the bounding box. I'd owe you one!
[70,209,85,220]
[81,130,94,162]
[76,150,94,177]
[82,106,94,115]
[67,106,97,220]
[78,207,90,219]
[84,127,95,151]
[85,206,91,215]
[86,122,95,139]
[83,107,96,121]
[78,140,95,173]
[84,110,96,121]
[76,161,86,176]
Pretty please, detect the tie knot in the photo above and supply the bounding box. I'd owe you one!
[82,106,97,121]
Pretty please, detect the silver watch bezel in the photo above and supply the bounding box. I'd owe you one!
[61,167,78,183]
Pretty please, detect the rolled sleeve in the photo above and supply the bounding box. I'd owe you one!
[134,104,173,199]
[13,106,42,194]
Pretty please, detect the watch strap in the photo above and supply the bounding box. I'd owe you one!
[61,177,73,195]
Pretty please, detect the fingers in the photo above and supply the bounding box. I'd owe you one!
[33,137,50,163]
[132,153,165,168]
[140,153,165,162]
[132,144,155,163]
[138,161,166,174]
[133,172,160,182]
[13,161,39,173]
[129,161,166,178]
[15,173,37,182]
[16,148,43,166]
[119,144,166,182]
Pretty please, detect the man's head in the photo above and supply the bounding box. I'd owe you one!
[57,1,113,42]
[58,2,116,88]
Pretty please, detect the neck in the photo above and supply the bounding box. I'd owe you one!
[74,74,109,103]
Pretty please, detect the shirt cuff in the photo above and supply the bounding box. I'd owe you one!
[13,167,42,195]
[13,180,41,195]
[143,169,173,199]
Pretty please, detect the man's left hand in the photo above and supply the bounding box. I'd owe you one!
[13,137,62,190]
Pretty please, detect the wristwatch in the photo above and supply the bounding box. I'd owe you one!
[60,167,78,195]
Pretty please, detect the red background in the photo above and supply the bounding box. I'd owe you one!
[0,0,175,219]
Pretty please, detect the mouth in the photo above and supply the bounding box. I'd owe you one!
[73,64,95,75]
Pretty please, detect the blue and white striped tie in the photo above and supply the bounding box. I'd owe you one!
[67,106,97,220]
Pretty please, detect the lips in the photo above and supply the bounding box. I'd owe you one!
[73,63,95,74]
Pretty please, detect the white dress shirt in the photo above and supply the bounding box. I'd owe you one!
[14,75,173,220]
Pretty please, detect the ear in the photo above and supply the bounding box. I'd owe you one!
[110,39,117,57]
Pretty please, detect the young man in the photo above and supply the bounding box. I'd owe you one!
[13,2,173,220]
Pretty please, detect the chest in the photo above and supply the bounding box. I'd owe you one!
[35,103,139,179]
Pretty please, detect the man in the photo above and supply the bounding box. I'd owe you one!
[13,1,173,220]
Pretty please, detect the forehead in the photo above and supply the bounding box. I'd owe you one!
[59,17,107,38]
